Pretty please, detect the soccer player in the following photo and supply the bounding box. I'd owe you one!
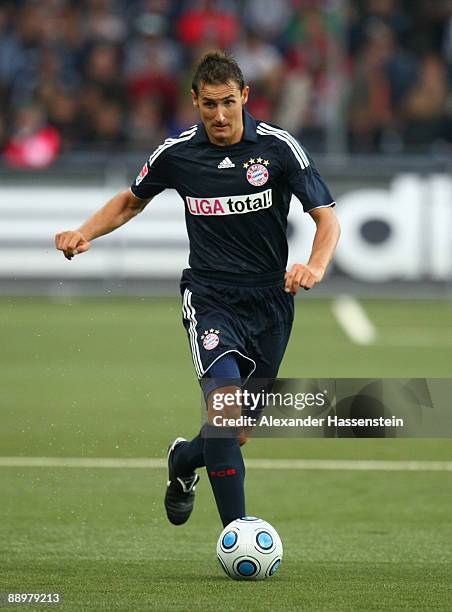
[55,51,340,528]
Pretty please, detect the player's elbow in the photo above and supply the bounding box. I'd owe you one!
[323,208,341,243]
[315,209,341,243]
[123,189,149,218]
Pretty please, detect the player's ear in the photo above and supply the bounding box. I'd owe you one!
[241,86,250,105]
[191,89,199,108]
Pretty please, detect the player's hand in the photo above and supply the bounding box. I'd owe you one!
[284,263,324,295]
[55,230,91,260]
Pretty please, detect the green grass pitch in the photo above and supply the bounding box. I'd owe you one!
[1,297,451,610]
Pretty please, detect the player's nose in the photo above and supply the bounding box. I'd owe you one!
[214,108,226,124]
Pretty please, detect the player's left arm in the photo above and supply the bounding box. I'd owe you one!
[285,206,340,294]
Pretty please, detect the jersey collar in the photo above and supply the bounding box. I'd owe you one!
[193,110,258,144]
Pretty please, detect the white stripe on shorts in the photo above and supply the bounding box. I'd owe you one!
[182,289,203,378]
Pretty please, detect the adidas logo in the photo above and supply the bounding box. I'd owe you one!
[218,157,235,169]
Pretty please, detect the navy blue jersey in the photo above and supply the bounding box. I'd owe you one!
[130,111,335,275]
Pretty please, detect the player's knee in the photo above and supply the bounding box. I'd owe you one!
[238,431,248,446]
[208,385,241,425]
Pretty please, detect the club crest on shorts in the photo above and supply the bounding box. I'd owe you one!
[243,157,269,187]
[201,329,220,350]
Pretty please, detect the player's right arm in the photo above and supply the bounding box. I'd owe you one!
[56,137,171,260]
[55,188,151,260]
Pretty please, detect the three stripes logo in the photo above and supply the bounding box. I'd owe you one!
[218,157,235,169]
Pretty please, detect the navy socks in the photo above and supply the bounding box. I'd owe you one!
[203,425,245,527]
[172,433,204,476]
[172,353,245,525]
[172,426,246,526]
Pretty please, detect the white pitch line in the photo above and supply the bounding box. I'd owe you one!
[247,459,452,472]
[0,457,166,469]
[0,457,451,472]
[331,295,377,345]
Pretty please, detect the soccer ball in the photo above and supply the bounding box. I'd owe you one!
[216,516,283,580]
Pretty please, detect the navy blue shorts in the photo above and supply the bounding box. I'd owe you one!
[180,269,294,383]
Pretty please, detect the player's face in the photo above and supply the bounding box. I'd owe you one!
[192,81,249,146]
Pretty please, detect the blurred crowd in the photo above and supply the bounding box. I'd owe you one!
[1,0,452,167]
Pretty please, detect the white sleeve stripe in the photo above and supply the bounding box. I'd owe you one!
[257,127,308,170]
[258,122,310,166]
[257,122,310,168]
[179,124,198,137]
[148,127,198,166]
[308,201,336,210]
[148,126,198,167]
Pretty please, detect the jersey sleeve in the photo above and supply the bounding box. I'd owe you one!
[130,145,170,200]
[284,139,335,213]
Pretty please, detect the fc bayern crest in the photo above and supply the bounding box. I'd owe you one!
[201,329,220,350]
[243,158,270,187]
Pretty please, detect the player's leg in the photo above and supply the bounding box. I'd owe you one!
[165,278,253,526]
[165,354,249,527]
[169,280,253,478]
[171,353,250,527]
[201,354,247,527]
[194,296,294,526]
[171,352,242,476]
[169,434,203,475]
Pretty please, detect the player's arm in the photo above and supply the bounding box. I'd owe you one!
[55,188,151,260]
[285,206,340,294]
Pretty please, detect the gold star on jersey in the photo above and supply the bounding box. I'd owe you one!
[243,158,270,186]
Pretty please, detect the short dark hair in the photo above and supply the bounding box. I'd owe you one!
[191,51,245,94]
